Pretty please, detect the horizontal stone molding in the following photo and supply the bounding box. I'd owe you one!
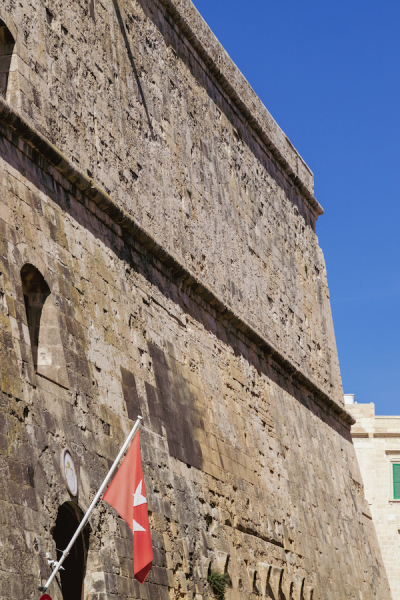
[158,0,323,217]
[0,97,354,427]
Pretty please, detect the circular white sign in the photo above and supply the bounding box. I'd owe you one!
[63,450,78,496]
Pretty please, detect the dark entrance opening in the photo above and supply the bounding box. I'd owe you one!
[53,502,89,600]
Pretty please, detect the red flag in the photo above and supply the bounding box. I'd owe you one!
[103,432,153,583]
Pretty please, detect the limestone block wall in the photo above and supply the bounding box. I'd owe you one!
[0,120,390,599]
[0,0,391,598]
[0,0,342,403]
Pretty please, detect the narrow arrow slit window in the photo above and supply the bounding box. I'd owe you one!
[21,263,69,388]
[0,20,15,100]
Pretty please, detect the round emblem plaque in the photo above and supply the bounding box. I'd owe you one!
[62,449,78,496]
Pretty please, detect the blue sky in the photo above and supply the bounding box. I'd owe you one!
[192,0,400,415]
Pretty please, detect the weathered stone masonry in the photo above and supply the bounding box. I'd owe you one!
[0,0,391,599]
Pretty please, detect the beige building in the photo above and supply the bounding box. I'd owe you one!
[346,395,400,600]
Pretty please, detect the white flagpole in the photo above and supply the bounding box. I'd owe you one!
[40,415,143,594]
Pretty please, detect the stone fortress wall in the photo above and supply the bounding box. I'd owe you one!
[0,0,391,598]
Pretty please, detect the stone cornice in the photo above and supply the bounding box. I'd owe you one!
[0,97,354,426]
[158,0,324,218]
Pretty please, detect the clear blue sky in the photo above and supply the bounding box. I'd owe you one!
[192,0,400,415]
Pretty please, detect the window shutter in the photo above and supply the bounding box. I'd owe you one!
[393,464,400,499]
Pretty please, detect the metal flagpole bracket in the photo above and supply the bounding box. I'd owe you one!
[38,416,143,596]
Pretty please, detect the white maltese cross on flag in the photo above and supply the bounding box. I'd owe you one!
[103,432,153,583]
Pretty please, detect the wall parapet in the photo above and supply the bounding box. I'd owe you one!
[158,0,323,217]
[0,96,353,426]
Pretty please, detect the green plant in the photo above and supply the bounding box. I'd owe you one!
[208,570,229,600]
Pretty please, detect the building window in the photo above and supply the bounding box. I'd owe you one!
[393,464,400,500]
[21,264,69,388]
[0,19,15,100]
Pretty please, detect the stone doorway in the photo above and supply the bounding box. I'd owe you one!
[52,502,89,600]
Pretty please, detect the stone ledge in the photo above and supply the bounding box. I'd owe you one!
[158,0,323,217]
[0,97,354,427]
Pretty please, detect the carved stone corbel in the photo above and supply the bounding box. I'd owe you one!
[303,585,314,600]
[281,570,294,600]
[267,566,283,599]
[292,575,305,600]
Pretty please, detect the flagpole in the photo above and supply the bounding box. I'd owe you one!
[40,415,143,594]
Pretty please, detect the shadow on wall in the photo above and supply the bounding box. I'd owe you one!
[121,340,205,471]
[111,0,155,140]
